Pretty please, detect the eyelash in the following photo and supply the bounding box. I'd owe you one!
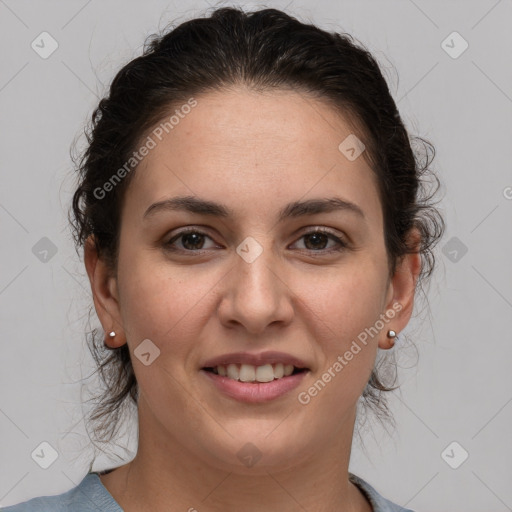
[164,227,348,255]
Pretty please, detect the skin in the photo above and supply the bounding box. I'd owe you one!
[85,86,421,512]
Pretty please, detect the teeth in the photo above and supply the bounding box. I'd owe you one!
[283,364,294,377]
[226,364,239,380]
[239,364,256,382]
[274,363,284,378]
[213,363,301,382]
[255,364,274,382]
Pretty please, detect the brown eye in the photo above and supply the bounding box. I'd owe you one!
[180,232,206,250]
[303,232,330,250]
[163,227,347,255]
[292,229,347,253]
[165,230,216,253]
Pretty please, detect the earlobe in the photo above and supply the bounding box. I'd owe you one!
[379,228,422,350]
[84,235,126,348]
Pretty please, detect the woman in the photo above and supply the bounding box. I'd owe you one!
[3,6,444,511]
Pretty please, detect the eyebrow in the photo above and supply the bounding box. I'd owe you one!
[143,195,365,222]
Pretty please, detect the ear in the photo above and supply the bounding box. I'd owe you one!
[84,235,126,348]
[379,227,422,350]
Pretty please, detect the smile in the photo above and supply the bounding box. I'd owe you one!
[201,365,310,403]
[203,363,305,383]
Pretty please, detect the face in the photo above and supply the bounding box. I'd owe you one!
[88,86,417,474]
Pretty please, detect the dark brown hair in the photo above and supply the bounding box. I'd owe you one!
[69,6,445,450]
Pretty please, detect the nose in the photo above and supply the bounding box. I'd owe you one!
[217,238,295,335]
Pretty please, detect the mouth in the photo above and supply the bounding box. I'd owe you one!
[202,363,307,383]
[200,351,310,403]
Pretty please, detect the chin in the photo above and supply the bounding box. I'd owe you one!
[192,426,314,475]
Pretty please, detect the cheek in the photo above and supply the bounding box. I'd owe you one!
[297,273,383,417]
[116,246,216,358]
[299,258,387,340]
[295,258,386,397]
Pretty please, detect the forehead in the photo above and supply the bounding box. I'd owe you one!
[124,87,382,226]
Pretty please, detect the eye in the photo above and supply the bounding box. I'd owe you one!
[164,229,217,253]
[163,227,348,254]
[291,228,347,254]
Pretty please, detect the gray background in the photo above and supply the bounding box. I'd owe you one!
[1,0,511,510]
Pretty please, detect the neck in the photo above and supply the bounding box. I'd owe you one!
[99,398,372,512]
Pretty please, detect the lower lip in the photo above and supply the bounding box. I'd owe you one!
[201,369,308,403]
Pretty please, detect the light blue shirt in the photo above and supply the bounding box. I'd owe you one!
[1,472,415,511]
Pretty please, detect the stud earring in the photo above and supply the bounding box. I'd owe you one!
[104,330,118,350]
[387,329,397,347]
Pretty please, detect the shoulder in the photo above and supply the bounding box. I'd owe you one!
[349,473,416,512]
[1,473,122,512]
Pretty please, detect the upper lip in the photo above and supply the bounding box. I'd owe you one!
[201,351,309,369]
